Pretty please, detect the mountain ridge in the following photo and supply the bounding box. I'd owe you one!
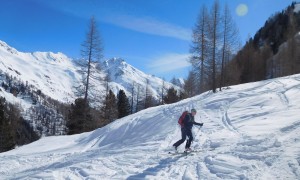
[0,40,179,105]
[102,57,179,99]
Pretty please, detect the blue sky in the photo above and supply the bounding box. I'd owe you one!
[0,0,296,81]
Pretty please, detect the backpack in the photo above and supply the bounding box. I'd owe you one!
[178,111,188,127]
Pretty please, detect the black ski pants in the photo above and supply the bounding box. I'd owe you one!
[173,127,193,149]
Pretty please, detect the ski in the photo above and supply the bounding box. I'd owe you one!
[167,150,192,155]
[167,148,215,155]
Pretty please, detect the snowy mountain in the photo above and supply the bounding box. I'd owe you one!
[0,40,81,103]
[0,40,178,105]
[1,74,300,179]
[102,57,180,100]
[0,40,180,136]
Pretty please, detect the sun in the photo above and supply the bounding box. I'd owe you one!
[236,4,248,16]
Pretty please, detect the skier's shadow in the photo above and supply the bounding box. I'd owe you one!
[127,155,185,180]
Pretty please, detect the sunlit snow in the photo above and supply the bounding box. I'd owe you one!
[1,74,300,179]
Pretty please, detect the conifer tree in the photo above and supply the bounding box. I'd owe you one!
[101,90,118,124]
[67,98,94,135]
[164,87,180,104]
[117,90,131,118]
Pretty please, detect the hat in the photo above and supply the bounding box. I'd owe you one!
[191,109,197,113]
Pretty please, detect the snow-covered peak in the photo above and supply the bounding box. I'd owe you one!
[102,57,180,99]
[104,57,139,72]
[0,40,81,103]
[31,51,72,65]
[0,40,18,55]
[104,57,125,66]
[103,57,133,75]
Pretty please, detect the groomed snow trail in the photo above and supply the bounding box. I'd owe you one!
[1,75,300,179]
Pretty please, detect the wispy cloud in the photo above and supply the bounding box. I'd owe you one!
[35,1,191,41]
[104,15,192,41]
[147,53,191,74]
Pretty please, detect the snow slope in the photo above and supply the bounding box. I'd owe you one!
[1,74,300,179]
[0,40,81,103]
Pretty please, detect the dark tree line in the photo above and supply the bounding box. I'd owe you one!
[67,89,131,135]
[0,70,69,136]
[0,61,71,152]
[0,97,39,152]
[66,83,184,135]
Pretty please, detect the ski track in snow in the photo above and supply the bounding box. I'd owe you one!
[1,75,300,179]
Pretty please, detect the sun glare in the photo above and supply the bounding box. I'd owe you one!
[236,4,248,16]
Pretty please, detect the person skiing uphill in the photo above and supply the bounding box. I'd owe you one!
[173,109,203,151]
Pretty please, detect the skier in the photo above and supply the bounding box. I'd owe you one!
[173,109,203,152]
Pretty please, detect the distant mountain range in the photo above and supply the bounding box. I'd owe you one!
[0,40,180,104]
[0,40,181,136]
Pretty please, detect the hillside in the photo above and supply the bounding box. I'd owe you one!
[224,2,300,87]
[0,40,178,104]
[0,40,81,103]
[1,74,300,179]
[0,40,179,136]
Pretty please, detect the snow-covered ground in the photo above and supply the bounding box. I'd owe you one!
[1,74,300,179]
